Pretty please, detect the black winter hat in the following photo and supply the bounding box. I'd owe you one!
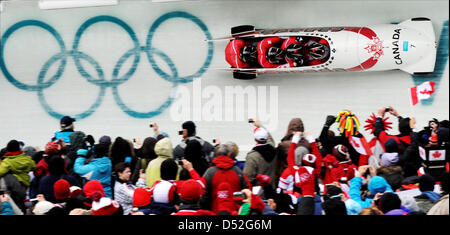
[273,193,297,214]
[323,198,347,215]
[325,185,343,198]
[418,174,436,192]
[160,158,178,181]
[93,144,109,158]
[379,192,401,214]
[6,140,21,152]
[182,121,196,137]
[384,138,399,153]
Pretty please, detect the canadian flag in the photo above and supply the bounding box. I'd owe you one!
[410,81,436,106]
[429,150,446,161]
[349,136,373,156]
[368,137,383,153]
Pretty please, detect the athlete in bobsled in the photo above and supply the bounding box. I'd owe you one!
[224,38,258,68]
[281,36,330,66]
[225,36,331,69]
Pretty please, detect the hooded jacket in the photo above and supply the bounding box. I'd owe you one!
[201,155,248,213]
[145,138,175,187]
[349,176,393,209]
[0,152,36,187]
[244,130,276,187]
[73,156,112,198]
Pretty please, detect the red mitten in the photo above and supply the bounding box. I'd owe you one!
[216,182,237,214]
[249,194,266,214]
[256,174,271,187]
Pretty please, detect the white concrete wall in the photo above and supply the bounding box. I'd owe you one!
[1,0,448,160]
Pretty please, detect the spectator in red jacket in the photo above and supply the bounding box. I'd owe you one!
[374,106,413,150]
[279,132,318,198]
[200,144,249,213]
[329,145,358,193]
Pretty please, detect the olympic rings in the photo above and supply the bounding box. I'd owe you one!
[0,11,214,120]
[0,20,67,91]
[146,11,214,84]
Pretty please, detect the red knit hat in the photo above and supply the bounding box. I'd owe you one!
[54,179,71,200]
[332,145,350,162]
[92,197,120,215]
[133,188,152,207]
[45,141,60,155]
[83,180,105,199]
[178,179,205,201]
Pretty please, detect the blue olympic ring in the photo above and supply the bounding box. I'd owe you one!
[0,11,214,120]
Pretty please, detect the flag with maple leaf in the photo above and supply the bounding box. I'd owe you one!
[410,81,436,106]
[429,150,446,161]
[349,135,373,156]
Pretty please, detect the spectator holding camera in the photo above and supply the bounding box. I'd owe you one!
[243,119,277,187]
[319,113,364,166]
[73,143,113,198]
[348,165,394,209]
[374,106,413,150]
[374,106,426,177]
[113,162,147,215]
[173,121,215,164]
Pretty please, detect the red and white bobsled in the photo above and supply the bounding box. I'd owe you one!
[217,17,437,79]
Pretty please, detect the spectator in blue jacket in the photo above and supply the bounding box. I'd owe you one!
[349,165,393,209]
[74,144,112,198]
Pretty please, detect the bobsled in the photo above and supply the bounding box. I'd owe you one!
[216,18,437,79]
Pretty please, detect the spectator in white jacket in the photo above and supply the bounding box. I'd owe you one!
[113,162,147,215]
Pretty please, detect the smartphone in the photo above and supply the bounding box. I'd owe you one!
[178,130,183,135]
[248,118,254,123]
[233,192,247,199]
[385,107,390,112]
[178,160,184,166]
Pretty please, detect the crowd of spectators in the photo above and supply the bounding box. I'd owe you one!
[0,106,448,215]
